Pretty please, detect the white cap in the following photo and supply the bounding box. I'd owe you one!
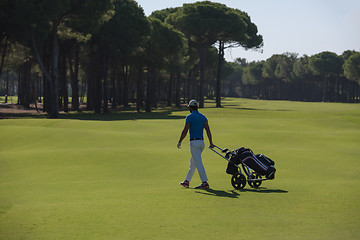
[188,99,198,107]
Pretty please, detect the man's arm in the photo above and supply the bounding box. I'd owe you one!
[204,122,215,148]
[178,123,190,148]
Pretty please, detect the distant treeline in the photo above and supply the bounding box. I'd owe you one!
[226,51,360,103]
[0,0,359,117]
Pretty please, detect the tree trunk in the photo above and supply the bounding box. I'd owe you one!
[68,44,80,111]
[175,71,181,108]
[277,79,281,100]
[167,72,173,106]
[49,22,60,118]
[5,70,9,103]
[216,40,224,107]
[152,72,158,109]
[198,47,207,108]
[31,29,56,116]
[59,48,68,112]
[32,22,60,117]
[103,53,109,113]
[122,65,129,107]
[17,65,21,104]
[136,65,143,112]
[111,63,117,109]
[186,70,191,102]
[86,54,95,110]
[0,35,8,78]
[94,55,102,114]
[19,60,31,109]
[146,66,152,112]
[42,43,50,112]
[322,77,328,102]
[30,71,39,112]
[116,64,122,107]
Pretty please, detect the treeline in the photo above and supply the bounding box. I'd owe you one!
[0,1,359,118]
[228,51,360,102]
[0,0,263,117]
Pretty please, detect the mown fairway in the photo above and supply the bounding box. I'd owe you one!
[0,98,359,240]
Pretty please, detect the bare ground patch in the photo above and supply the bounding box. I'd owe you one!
[0,103,46,118]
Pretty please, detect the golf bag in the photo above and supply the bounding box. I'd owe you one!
[226,147,276,179]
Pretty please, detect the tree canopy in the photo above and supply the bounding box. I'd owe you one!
[166,1,263,107]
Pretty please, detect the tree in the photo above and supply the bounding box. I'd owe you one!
[343,52,360,102]
[91,0,148,112]
[261,53,297,100]
[274,53,297,100]
[168,1,220,108]
[344,52,360,84]
[11,0,113,117]
[167,2,262,107]
[0,0,16,78]
[67,40,81,111]
[150,8,187,108]
[309,51,344,102]
[214,8,263,107]
[143,18,185,112]
[242,61,264,98]
[262,55,279,99]
[164,32,186,107]
[150,8,180,22]
[293,55,315,101]
[223,61,246,97]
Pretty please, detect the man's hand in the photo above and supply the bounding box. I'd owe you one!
[177,142,182,149]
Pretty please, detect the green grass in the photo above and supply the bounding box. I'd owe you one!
[0,98,359,240]
[0,95,17,104]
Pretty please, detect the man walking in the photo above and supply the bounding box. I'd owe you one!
[177,99,215,189]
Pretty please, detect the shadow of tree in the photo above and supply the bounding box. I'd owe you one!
[0,103,189,121]
[59,109,185,121]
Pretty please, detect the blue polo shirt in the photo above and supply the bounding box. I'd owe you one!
[185,110,208,139]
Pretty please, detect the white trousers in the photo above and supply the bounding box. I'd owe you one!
[185,140,208,182]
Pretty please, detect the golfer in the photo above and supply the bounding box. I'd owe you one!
[177,99,215,189]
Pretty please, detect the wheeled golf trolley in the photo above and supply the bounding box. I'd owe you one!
[209,146,276,190]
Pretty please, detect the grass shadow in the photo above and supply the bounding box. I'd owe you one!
[59,109,185,121]
[234,107,293,112]
[239,187,288,193]
[1,100,293,120]
[195,189,240,198]
[206,103,294,112]
[0,104,187,121]
[195,187,288,198]
[0,112,48,119]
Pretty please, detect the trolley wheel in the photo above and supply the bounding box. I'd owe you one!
[249,174,262,188]
[231,173,246,189]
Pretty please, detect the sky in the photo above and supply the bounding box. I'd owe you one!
[134,0,360,62]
